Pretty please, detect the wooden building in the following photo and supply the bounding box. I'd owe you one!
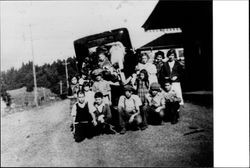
[142,0,213,92]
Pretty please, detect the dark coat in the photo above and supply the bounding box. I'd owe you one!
[159,61,183,86]
[94,103,112,123]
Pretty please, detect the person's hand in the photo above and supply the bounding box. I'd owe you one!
[100,117,105,123]
[92,120,97,126]
[172,96,178,102]
[155,107,161,113]
[98,115,105,122]
[132,73,137,78]
[135,65,139,71]
[98,118,104,123]
[171,76,177,81]
[129,115,135,123]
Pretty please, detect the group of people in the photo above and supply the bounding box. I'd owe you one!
[68,46,184,142]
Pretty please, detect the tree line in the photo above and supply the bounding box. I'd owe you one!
[1,57,79,104]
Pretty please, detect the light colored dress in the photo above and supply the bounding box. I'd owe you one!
[137,63,158,85]
[109,42,126,70]
[136,79,149,104]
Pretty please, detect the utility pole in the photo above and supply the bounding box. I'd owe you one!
[43,87,46,101]
[29,24,38,107]
[59,80,62,95]
[63,59,69,90]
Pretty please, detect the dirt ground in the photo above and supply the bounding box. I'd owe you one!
[1,98,213,167]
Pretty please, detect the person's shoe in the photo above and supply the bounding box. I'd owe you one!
[140,125,148,131]
[119,128,126,134]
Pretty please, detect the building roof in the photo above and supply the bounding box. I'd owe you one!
[142,0,212,31]
[137,33,183,51]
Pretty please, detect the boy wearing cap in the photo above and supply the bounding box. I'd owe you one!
[162,80,181,124]
[143,82,165,125]
[117,85,147,134]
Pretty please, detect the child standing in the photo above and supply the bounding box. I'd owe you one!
[78,74,88,92]
[134,69,150,105]
[136,53,158,85]
[69,76,80,98]
[71,91,97,142]
[82,81,95,113]
[162,80,181,124]
[93,92,116,135]
[92,69,112,105]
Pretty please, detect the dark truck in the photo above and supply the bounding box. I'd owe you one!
[73,28,139,106]
[74,28,138,79]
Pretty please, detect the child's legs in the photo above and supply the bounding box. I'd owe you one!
[117,107,130,129]
[166,102,180,122]
[172,101,180,121]
[95,122,105,134]
[164,103,171,121]
[146,106,161,124]
[140,106,148,127]
[74,123,86,141]
[150,107,163,125]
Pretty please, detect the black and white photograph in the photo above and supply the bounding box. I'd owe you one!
[1,0,249,167]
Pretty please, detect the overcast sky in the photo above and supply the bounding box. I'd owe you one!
[0,0,165,71]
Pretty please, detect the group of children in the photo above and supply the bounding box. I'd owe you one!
[70,79,181,142]
[69,48,183,142]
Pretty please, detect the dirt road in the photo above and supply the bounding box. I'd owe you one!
[1,99,213,167]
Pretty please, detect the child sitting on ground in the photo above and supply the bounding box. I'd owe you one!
[143,82,165,125]
[117,85,147,134]
[162,79,181,124]
[93,92,116,135]
[71,91,97,142]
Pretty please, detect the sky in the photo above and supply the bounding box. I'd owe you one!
[0,0,165,71]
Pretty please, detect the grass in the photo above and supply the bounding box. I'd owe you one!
[2,87,58,116]
[7,87,57,106]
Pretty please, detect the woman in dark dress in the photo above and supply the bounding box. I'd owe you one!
[159,49,184,105]
[154,51,165,81]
